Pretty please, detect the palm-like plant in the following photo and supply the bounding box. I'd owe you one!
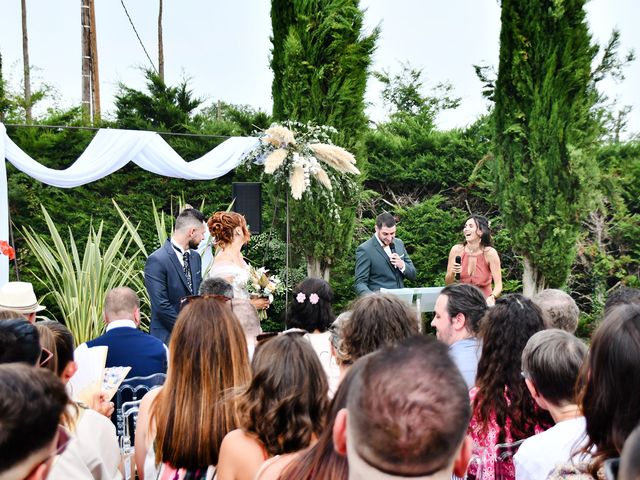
[22,206,147,344]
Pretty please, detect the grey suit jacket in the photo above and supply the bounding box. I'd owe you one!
[354,236,416,295]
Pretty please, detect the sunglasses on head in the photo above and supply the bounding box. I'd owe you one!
[23,425,71,479]
[179,294,232,310]
[54,426,71,456]
[39,347,54,368]
[256,328,307,344]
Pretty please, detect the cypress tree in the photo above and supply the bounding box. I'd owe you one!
[270,0,296,121]
[494,0,599,295]
[270,0,378,280]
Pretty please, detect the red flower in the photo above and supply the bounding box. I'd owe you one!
[0,241,15,261]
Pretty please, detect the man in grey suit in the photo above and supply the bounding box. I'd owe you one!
[144,208,206,343]
[355,212,416,295]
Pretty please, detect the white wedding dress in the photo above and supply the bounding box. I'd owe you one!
[207,261,250,299]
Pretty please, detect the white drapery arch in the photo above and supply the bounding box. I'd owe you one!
[0,122,258,285]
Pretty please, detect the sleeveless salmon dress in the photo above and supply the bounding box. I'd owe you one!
[460,249,492,298]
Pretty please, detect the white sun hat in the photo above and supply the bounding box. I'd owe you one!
[0,282,46,313]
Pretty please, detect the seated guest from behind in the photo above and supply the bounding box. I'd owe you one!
[0,364,69,480]
[199,277,235,298]
[230,298,262,358]
[135,297,251,479]
[333,335,472,479]
[431,284,487,388]
[469,294,552,480]
[532,289,580,333]
[549,304,640,479]
[0,318,42,365]
[339,293,420,371]
[217,334,329,480]
[604,286,640,316]
[288,277,340,394]
[40,320,121,480]
[78,287,167,378]
[514,329,588,480]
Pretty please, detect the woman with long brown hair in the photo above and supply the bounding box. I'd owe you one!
[135,296,251,479]
[264,357,368,480]
[216,334,329,480]
[549,304,640,479]
[468,294,552,480]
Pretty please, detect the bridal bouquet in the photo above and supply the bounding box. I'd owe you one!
[247,266,283,320]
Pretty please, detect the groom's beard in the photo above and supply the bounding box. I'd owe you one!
[188,238,201,250]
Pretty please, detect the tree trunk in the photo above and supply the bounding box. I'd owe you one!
[306,256,330,282]
[20,0,32,123]
[522,255,547,297]
[158,0,164,81]
[89,0,100,123]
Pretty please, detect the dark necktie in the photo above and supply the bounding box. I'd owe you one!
[183,251,193,293]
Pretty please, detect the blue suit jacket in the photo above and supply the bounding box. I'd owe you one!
[86,326,167,379]
[144,240,202,344]
[354,236,416,295]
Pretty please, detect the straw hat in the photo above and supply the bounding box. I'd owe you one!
[0,282,46,313]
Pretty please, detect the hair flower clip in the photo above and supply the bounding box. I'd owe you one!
[296,292,306,303]
[309,293,319,305]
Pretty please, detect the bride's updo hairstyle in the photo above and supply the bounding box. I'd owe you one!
[208,211,250,248]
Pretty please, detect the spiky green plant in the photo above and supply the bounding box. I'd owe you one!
[22,206,147,343]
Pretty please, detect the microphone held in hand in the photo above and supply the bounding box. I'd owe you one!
[455,255,461,281]
[389,242,399,269]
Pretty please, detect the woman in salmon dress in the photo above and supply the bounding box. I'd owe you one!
[445,215,502,306]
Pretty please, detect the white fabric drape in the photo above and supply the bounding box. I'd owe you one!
[0,122,259,285]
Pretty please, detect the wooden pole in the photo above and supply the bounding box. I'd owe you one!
[20,0,32,123]
[158,0,164,81]
[89,0,101,123]
[81,0,91,124]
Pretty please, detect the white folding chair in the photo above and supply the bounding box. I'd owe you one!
[120,400,141,480]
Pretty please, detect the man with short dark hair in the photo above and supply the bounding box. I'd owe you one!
[514,329,588,479]
[78,287,167,379]
[354,212,416,295]
[532,289,580,333]
[199,277,234,298]
[0,364,69,480]
[431,284,487,388]
[333,336,472,479]
[145,207,206,343]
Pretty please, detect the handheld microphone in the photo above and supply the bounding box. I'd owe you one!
[389,242,399,270]
[455,255,461,281]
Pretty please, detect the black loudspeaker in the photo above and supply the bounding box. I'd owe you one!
[232,182,262,234]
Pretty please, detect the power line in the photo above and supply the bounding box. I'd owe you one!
[119,0,158,75]
[3,123,234,140]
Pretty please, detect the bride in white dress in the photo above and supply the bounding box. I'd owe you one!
[207,212,270,310]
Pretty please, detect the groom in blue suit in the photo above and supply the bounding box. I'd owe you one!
[355,212,416,295]
[144,208,206,343]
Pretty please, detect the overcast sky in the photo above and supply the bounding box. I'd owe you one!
[0,1,638,135]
